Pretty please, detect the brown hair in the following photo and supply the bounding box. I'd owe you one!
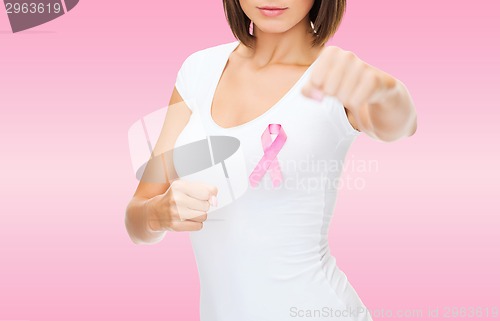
[222,0,347,48]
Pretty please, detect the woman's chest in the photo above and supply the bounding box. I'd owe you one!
[176,103,340,164]
[229,104,345,192]
[173,101,345,206]
[211,64,310,129]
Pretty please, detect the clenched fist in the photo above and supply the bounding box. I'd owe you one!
[146,180,218,232]
[302,46,398,132]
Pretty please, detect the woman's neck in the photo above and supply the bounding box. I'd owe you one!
[239,16,323,68]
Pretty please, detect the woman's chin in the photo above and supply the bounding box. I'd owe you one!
[253,24,291,35]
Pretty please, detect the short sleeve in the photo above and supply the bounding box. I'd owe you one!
[174,52,200,110]
[321,96,362,137]
[336,98,361,136]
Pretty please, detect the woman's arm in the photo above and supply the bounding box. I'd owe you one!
[125,195,166,245]
[124,87,191,245]
[302,46,418,142]
[345,77,417,142]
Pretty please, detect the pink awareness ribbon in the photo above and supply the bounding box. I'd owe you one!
[249,124,287,188]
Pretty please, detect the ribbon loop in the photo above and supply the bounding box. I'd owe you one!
[249,124,287,188]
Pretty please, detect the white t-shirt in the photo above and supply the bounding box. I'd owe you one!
[174,40,372,321]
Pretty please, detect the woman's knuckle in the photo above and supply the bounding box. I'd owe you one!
[169,222,179,232]
[169,192,178,205]
[363,68,374,81]
[170,179,183,192]
[345,50,356,60]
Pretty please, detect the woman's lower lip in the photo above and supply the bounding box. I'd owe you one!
[258,8,287,17]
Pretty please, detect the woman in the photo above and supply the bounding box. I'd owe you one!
[125,0,417,320]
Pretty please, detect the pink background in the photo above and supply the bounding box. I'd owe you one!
[1,1,499,320]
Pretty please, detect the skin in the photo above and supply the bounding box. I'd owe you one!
[125,0,418,244]
[212,0,323,128]
[301,47,417,141]
[124,90,217,244]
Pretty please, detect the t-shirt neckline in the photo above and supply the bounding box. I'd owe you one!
[206,40,319,131]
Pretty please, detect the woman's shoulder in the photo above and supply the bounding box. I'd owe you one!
[175,41,239,102]
[181,40,239,67]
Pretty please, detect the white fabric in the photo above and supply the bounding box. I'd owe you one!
[174,40,372,321]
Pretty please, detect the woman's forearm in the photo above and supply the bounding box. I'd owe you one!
[125,196,166,245]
